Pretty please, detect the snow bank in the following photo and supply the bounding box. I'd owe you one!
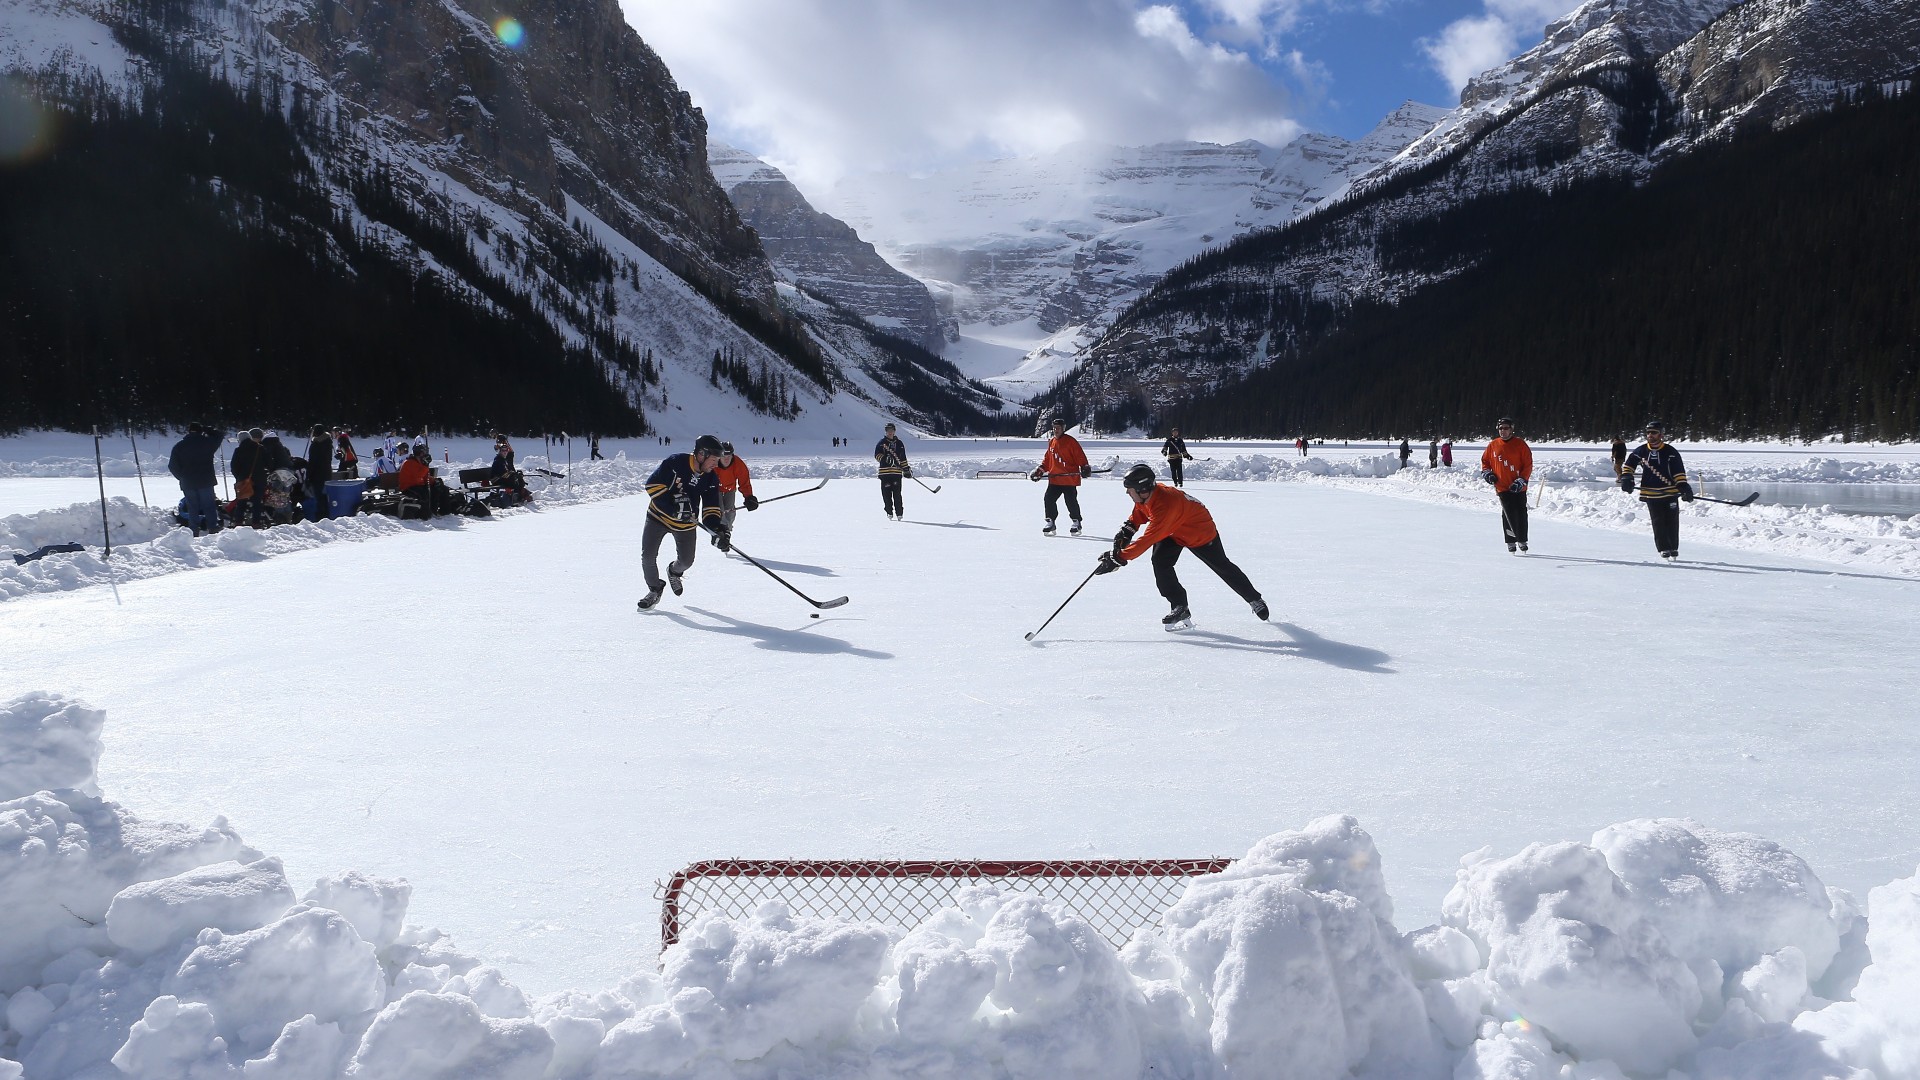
[6,692,1920,1078]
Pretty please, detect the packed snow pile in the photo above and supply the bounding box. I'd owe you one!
[3,693,1919,1079]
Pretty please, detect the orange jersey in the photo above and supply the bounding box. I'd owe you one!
[1480,437,1533,494]
[714,456,754,496]
[1121,484,1218,560]
[1040,435,1089,486]
[397,458,431,491]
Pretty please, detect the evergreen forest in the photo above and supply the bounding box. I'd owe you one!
[1102,86,1920,442]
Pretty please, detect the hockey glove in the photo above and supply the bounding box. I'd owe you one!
[1510,477,1527,494]
[710,525,732,552]
[1029,469,1044,482]
[1094,551,1124,575]
[1678,482,1694,502]
[1112,523,1137,558]
[1618,475,1635,494]
[1480,469,1497,485]
[1079,465,1092,478]
[743,494,759,511]
[902,466,913,478]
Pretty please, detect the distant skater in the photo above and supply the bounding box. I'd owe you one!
[1610,434,1628,476]
[1030,417,1090,534]
[637,434,730,610]
[715,441,758,530]
[1161,427,1193,488]
[590,434,604,461]
[1095,463,1267,630]
[874,422,909,520]
[1480,417,1533,553]
[1618,420,1692,561]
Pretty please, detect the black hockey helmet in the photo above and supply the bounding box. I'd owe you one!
[1123,463,1157,494]
[1644,419,1665,433]
[720,440,734,455]
[1496,416,1514,428]
[693,434,724,457]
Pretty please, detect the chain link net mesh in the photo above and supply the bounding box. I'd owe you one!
[658,858,1232,952]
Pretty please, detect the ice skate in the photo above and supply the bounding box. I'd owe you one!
[637,585,664,611]
[1249,598,1269,621]
[1042,521,1057,535]
[668,562,685,595]
[1161,604,1192,632]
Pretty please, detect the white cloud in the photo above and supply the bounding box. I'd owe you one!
[1421,0,1583,94]
[620,0,1307,197]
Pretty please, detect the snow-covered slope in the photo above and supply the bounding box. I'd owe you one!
[816,103,1445,399]
[1049,0,1920,426]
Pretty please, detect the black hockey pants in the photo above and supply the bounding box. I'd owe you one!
[1645,498,1680,554]
[1151,536,1262,611]
[1498,491,1529,545]
[1043,484,1082,524]
[880,475,903,517]
[641,517,698,592]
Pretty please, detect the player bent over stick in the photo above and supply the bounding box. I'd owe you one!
[638,434,732,611]
[1094,463,1268,630]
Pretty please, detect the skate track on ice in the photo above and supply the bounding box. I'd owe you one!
[1,477,1915,996]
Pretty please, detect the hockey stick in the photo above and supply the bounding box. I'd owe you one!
[975,470,1030,478]
[908,474,942,494]
[1025,567,1100,642]
[1691,492,1760,507]
[718,531,849,609]
[755,478,829,504]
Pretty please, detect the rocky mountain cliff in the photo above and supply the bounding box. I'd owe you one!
[1041,0,1920,432]
[0,0,1008,434]
[707,142,954,354]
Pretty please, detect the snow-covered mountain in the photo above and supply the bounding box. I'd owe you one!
[815,103,1447,400]
[0,0,1004,437]
[1044,0,1920,429]
[707,142,954,354]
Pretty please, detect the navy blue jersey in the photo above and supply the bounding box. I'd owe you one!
[645,454,722,531]
[1624,442,1688,501]
[874,436,908,476]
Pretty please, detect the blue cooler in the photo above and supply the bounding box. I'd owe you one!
[324,479,366,519]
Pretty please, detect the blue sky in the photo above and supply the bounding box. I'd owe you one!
[621,0,1580,195]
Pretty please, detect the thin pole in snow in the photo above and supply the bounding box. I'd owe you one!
[128,423,149,509]
[93,426,112,558]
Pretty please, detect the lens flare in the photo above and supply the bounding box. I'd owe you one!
[493,17,525,48]
[0,77,56,167]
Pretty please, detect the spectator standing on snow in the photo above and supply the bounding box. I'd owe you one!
[1441,438,1453,468]
[231,428,266,525]
[637,434,729,610]
[304,425,334,518]
[590,434,604,461]
[714,441,758,530]
[1093,463,1267,630]
[1160,427,1193,488]
[168,423,222,535]
[1619,420,1692,561]
[1480,417,1534,553]
[1429,439,1439,469]
[1030,417,1091,535]
[1611,434,1628,476]
[1399,438,1412,469]
[335,431,359,479]
[874,422,909,521]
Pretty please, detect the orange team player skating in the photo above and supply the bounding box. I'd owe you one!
[1093,463,1268,631]
[1029,416,1091,535]
[713,441,758,530]
[1479,416,1534,553]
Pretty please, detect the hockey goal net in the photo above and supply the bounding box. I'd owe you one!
[658,858,1232,952]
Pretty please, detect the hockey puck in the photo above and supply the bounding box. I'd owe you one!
[810,613,820,618]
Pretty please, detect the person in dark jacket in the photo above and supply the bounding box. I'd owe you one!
[874,423,909,520]
[1160,428,1193,488]
[231,428,265,525]
[1398,437,1412,469]
[304,425,334,518]
[168,424,223,535]
[1619,420,1692,560]
[637,434,728,610]
[1610,434,1628,476]
[335,431,359,479]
